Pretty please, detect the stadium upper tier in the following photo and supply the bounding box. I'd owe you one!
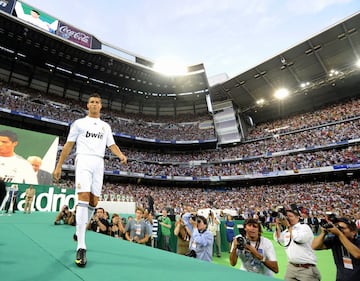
[1,81,360,143]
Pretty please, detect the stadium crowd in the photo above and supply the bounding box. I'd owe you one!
[2,80,360,223]
[2,80,360,143]
[55,180,360,232]
[0,81,215,141]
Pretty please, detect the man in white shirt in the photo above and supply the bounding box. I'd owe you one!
[0,130,38,185]
[275,207,321,281]
[53,93,127,267]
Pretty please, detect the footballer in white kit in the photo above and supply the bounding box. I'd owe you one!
[67,116,115,196]
[53,93,127,268]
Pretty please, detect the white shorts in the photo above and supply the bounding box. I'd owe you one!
[74,154,104,197]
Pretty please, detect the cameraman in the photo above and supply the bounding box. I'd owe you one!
[188,215,214,262]
[312,217,360,281]
[87,207,109,235]
[275,208,321,281]
[54,205,74,225]
[229,218,278,277]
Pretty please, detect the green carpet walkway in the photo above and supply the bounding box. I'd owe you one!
[0,212,280,281]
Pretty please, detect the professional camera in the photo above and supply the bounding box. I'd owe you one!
[61,205,69,214]
[185,249,197,258]
[235,234,250,250]
[271,206,287,220]
[190,214,197,221]
[320,212,338,229]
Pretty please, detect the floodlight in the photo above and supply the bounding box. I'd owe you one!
[274,88,289,100]
[356,59,360,68]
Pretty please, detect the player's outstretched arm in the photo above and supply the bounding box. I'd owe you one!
[53,142,75,181]
[109,144,127,164]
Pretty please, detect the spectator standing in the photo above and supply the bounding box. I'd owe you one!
[150,212,159,248]
[143,209,153,246]
[4,184,18,213]
[24,184,35,214]
[225,214,235,252]
[159,208,172,251]
[208,210,221,257]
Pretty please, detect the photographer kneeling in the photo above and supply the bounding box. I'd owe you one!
[230,218,278,277]
[54,205,75,225]
[312,217,360,281]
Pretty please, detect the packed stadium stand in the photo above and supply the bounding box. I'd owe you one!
[2,2,360,281]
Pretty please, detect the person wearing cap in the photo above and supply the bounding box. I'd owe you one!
[230,218,278,276]
[275,208,321,281]
[188,215,214,262]
[312,217,360,281]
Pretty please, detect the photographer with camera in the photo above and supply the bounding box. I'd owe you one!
[275,206,321,281]
[174,213,192,254]
[229,218,278,277]
[312,216,360,281]
[187,215,214,262]
[87,207,110,235]
[54,205,75,225]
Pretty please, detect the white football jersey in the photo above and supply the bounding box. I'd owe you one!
[0,154,38,184]
[67,116,115,157]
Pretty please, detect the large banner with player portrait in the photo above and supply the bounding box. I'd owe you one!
[14,1,59,34]
[0,125,59,185]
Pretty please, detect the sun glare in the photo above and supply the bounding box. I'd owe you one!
[153,57,188,76]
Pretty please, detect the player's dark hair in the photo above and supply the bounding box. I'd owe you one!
[89,93,101,100]
[0,130,18,142]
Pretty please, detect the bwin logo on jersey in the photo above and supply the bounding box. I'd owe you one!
[85,131,104,139]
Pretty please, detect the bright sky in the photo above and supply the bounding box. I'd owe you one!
[24,0,360,79]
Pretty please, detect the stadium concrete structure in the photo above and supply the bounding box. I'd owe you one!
[1,2,360,188]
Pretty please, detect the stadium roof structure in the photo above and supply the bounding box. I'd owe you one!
[0,11,210,117]
[210,11,360,124]
[1,9,360,123]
